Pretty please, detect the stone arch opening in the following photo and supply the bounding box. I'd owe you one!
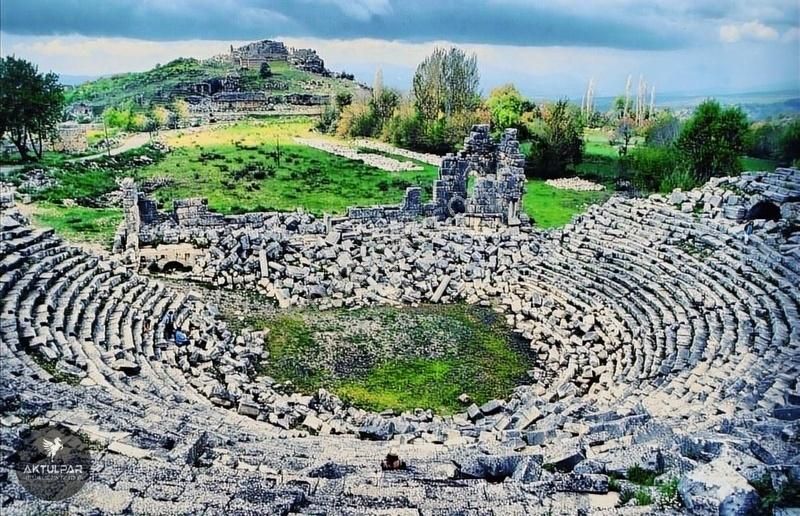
[745,200,781,221]
[149,261,193,274]
[448,195,466,216]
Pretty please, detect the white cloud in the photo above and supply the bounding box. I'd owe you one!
[783,27,800,42]
[719,20,780,43]
[1,31,797,97]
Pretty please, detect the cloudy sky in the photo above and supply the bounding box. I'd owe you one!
[1,0,799,98]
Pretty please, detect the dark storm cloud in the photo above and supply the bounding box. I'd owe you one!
[2,0,691,50]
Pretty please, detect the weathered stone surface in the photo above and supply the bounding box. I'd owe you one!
[678,458,760,516]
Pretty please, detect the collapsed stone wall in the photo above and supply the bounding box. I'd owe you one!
[345,187,433,221]
[347,125,527,225]
[43,122,89,153]
[117,126,530,270]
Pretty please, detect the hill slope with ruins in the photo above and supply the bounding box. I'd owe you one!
[64,40,367,114]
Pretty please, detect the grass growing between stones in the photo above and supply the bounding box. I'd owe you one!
[27,202,123,250]
[135,118,438,215]
[253,304,535,414]
[523,180,612,228]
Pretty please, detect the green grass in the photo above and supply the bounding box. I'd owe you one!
[741,156,779,171]
[626,465,658,486]
[751,472,800,512]
[0,151,74,167]
[136,119,439,215]
[252,304,534,414]
[523,179,611,228]
[31,203,123,249]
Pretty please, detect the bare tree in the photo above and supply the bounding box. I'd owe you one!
[373,67,383,101]
[412,47,479,121]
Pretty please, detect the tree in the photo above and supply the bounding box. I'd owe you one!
[259,62,272,79]
[677,100,749,183]
[172,99,190,128]
[0,56,65,160]
[779,119,800,166]
[612,96,627,119]
[486,84,531,133]
[615,117,635,157]
[103,106,132,130]
[645,111,680,148]
[412,47,480,121]
[370,88,399,125]
[151,105,171,130]
[373,67,383,100]
[526,100,585,178]
[334,91,353,110]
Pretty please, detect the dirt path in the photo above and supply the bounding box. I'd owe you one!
[0,132,152,175]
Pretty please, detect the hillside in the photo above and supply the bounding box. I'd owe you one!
[64,53,365,110]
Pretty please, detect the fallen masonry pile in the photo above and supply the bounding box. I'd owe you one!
[545,177,606,191]
[1,168,798,514]
[354,138,443,167]
[294,137,423,172]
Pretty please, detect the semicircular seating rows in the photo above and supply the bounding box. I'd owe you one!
[1,168,798,514]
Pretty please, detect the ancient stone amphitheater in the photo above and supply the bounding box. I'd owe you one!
[1,168,798,515]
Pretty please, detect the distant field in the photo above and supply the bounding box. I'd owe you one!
[137,118,438,215]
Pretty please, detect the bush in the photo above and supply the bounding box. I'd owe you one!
[336,102,377,138]
[751,472,800,512]
[626,465,658,486]
[656,477,681,508]
[746,121,783,160]
[659,167,696,193]
[780,118,800,166]
[628,146,681,192]
[634,487,654,506]
[525,100,585,179]
[677,99,748,183]
[316,105,338,133]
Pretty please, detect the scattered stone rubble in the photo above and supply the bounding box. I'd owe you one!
[1,168,798,514]
[355,139,443,167]
[546,177,605,191]
[294,137,424,172]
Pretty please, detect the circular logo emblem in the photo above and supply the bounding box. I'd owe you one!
[13,424,91,500]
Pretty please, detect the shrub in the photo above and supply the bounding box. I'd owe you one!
[525,100,585,179]
[751,472,800,512]
[336,102,377,138]
[629,144,682,192]
[780,118,800,166]
[634,488,654,506]
[316,105,339,133]
[656,477,681,508]
[677,99,748,183]
[659,167,696,193]
[746,121,784,160]
[626,465,658,486]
